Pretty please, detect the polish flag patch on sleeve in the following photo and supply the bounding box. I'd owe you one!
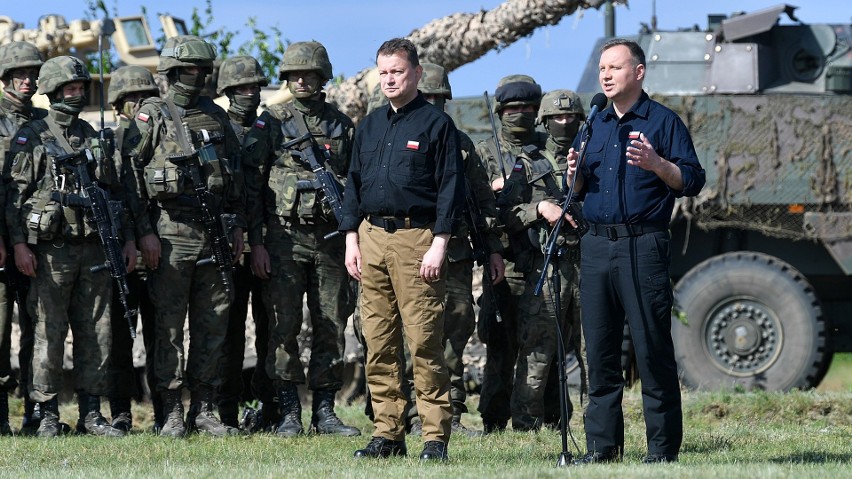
[16,136,27,145]
[137,112,150,122]
[406,140,420,150]
[254,119,266,129]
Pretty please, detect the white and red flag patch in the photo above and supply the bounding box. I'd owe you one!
[137,112,150,122]
[406,140,420,150]
[15,136,27,145]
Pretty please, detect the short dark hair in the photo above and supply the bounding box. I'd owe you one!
[376,38,419,67]
[601,38,646,68]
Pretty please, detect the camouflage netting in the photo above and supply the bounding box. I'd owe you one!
[664,94,852,241]
[326,0,625,123]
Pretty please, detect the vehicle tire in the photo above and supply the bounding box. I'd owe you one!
[672,251,828,391]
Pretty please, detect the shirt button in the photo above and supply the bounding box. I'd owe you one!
[387,142,391,146]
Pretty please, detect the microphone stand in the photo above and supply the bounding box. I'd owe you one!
[533,119,593,467]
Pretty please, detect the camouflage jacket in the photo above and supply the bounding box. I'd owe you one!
[243,95,353,245]
[448,130,503,263]
[114,114,148,242]
[0,95,47,238]
[131,94,246,238]
[6,109,131,245]
[476,130,550,269]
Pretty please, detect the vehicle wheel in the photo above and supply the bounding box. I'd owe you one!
[672,251,828,391]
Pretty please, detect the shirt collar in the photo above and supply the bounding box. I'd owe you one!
[602,90,651,122]
[385,92,428,119]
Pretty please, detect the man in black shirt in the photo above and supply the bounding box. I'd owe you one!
[340,38,464,462]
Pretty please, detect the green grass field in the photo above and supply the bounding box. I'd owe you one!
[3,355,852,478]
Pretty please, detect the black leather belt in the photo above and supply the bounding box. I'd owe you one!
[367,215,433,233]
[588,223,667,241]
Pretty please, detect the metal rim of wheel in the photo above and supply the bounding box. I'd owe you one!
[703,294,784,377]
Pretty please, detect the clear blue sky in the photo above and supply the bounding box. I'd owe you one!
[6,1,850,97]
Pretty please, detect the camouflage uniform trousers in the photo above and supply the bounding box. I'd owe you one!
[358,221,452,444]
[29,240,112,402]
[477,261,524,426]
[403,259,476,424]
[148,212,232,393]
[2,243,34,400]
[262,219,354,391]
[221,253,269,404]
[510,251,581,430]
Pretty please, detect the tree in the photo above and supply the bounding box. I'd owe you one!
[326,0,622,122]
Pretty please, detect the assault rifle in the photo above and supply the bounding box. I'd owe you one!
[281,131,345,240]
[176,133,237,296]
[53,148,137,339]
[463,178,503,324]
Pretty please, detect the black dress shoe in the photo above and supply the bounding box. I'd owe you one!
[642,453,678,464]
[419,441,448,462]
[354,436,407,458]
[573,449,622,465]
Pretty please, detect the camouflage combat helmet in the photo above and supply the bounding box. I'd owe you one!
[418,62,452,99]
[157,35,217,74]
[493,74,541,113]
[36,55,90,96]
[216,55,269,95]
[107,65,159,105]
[0,41,44,79]
[537,89,585,124]
[278,41,333,81]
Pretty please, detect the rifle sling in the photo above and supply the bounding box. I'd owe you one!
[164,98,194,158]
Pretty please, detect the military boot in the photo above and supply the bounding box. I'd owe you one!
[217,397,240,429]
[187,387,239,437]
[311,389,360,436]
[20,398,42,435]
[35,398,61,437]
[261,400,281,432]
[275,383,303,437]
[109,397,133,433]
[76,393,125,437]
[451,413,483,438]
[159,390,186,438]
[0,393,12,435]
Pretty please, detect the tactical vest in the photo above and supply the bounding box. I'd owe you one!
[142,98,234,214]
[20,117,109,243]
[266,103,348,221]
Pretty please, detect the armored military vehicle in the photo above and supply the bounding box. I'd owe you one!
[449,3,851,392]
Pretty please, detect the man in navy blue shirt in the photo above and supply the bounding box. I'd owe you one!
[566,39,705,464]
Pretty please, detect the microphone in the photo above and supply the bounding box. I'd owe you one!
[586,93,608,125]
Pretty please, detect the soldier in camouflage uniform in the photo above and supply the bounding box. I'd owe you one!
[535,89,586,427]
[375,63,505,437]
[476,74,551,432]
[105,65,161,433]
[215,55,272,429]
[7,55,135,437]
[0,41,44,436]
[245,40,359,437]
[132,36,246,437]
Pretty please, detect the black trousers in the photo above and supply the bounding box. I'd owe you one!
[580,229,682,456]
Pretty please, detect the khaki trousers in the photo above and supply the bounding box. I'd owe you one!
[359,221,452,444]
